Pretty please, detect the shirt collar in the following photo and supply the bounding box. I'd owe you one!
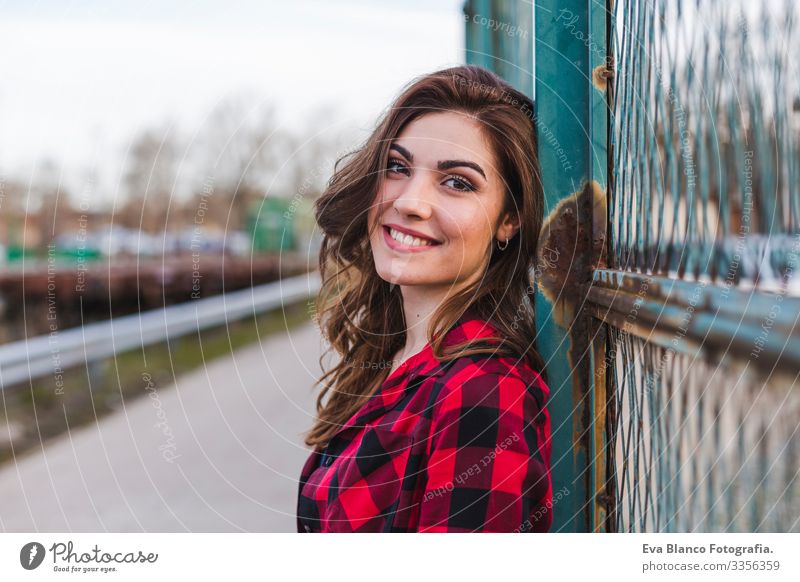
[328,309,501,440]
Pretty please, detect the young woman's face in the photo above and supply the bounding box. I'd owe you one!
[367,111,519,292]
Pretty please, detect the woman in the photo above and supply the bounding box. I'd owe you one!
[297,65,552,533]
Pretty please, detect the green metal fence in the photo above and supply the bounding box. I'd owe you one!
[464,0,800,532]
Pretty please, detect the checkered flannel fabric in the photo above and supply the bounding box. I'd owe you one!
[297,316,552,533]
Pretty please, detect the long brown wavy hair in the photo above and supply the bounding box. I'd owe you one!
[305,64,545,449]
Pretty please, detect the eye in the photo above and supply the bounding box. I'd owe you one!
[443,174,476,192]
[386,157,410,176]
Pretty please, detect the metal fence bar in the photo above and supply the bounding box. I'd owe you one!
[0,271,321,389]
[464,0,534,98]
[589,269,800,371]
[532,0,607,532]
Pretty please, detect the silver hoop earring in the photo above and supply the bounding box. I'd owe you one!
[496,237,509,251]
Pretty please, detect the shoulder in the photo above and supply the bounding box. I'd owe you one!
[431,353,549,413]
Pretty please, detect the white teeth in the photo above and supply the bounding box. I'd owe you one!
[388,227,433,247]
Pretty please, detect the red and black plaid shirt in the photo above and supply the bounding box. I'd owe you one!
[297,314,552,532]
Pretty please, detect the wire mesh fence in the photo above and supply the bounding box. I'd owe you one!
[604,0,800,532]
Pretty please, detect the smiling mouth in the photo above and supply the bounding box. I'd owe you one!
[383,225,442,247]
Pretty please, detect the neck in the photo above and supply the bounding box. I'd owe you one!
[397,286,443,356]
[394,268,484,361]
[396,280,474,357]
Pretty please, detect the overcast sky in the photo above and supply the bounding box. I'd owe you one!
[0,0,464,203]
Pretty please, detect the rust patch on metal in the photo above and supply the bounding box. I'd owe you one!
[537,180,607,327]
[592,64,613,91]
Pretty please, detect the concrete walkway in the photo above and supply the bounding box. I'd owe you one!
[0,321,325,532]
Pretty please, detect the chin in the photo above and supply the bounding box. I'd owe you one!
[373,264,419,286]
[376,269,412,286]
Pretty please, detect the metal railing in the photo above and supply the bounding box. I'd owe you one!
[0,271,321,389]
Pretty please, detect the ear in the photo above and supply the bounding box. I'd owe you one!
[496,210,521,243]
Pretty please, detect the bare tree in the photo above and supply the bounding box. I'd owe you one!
[190,95,283,231]
[119,126,180,234]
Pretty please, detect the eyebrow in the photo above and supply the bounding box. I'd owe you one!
[389,143,487,180]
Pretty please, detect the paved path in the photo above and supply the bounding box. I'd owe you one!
[0,321,325,532]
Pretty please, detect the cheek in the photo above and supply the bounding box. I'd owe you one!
[443,205,494,250]
[369,185,394,223]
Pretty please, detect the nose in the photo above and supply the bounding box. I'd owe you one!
[392,173,434,220]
